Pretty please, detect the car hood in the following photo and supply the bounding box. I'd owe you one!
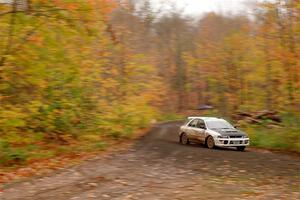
[209,128,248,137]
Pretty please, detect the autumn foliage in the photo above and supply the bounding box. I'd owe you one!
[0,0,161,166]
[0,0,299,166]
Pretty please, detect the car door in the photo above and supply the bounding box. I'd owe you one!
[194,119,206,143]
[186,119,199,140]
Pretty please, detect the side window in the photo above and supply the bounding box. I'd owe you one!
[197,120,206,129]
[188,119,198,127]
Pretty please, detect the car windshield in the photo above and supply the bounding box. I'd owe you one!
[206,120,234,129]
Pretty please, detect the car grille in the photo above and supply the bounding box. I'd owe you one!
[228,140,248,145]
[230,141,244,144]
[223,140,248,145]
[229,136,243,138]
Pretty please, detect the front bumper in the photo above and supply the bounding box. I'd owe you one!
[215,138,250,147]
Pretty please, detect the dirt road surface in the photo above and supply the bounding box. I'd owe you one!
[1,121,299,200]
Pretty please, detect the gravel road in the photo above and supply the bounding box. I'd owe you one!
[1,121,299,200]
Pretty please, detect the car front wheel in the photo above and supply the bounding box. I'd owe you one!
[206,136,215,149]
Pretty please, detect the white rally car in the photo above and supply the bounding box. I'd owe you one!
[179,117,250,151]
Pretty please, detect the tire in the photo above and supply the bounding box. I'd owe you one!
[236,146,246,151]
[206,136,215,149]
[180,133,190,145]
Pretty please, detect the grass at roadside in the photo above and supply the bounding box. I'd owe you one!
[0,128,148,168]
[245,126,300,152]
[0,112,182,173]
[0,135,109,168]
[243,113,300,153]
[0,126,153,186]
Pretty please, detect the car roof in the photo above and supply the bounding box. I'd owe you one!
[187,117,223,121]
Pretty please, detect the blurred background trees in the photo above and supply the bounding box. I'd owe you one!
[0,0,299,165]
[118,0,300,115]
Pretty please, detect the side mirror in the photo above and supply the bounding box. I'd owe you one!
[234,125,239,129]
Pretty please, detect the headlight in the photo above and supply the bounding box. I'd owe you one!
[218,135,229,139]
[242,136,248,138]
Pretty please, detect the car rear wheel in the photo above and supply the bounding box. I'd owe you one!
[180,133,190,145]
[206,136,215,149]
[236,146,246,151]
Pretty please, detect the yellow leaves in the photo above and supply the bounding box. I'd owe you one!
[0,0,160,169]
[0,106,27,134]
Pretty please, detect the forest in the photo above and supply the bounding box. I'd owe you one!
[0,0,299,167]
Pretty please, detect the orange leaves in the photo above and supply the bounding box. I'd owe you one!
[87,0,118,22]
[88,0,117,12]
[27,34,44,46]
[51,0,79,11]
[100,0,118,14]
